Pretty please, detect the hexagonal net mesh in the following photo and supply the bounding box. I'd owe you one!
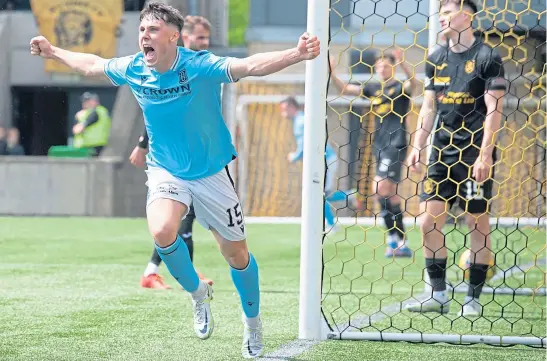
[232,0,545,347]
[321,0,546,346]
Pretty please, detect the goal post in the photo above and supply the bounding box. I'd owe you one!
[298,0,331,341]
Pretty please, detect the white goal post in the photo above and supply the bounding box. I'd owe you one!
[297,0,330,341]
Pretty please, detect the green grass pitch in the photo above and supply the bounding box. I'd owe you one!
[0,217,545,361]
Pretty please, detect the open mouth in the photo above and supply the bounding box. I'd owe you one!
[143,45,156,60]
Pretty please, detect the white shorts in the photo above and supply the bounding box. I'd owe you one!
[146,166,246,241]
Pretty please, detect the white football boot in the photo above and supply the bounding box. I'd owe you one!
[191,281,214,339]
[458,298,482,317]
[405,291,451,314]
[241,314,264,359]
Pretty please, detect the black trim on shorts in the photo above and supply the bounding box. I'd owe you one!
[224,154,237,191]
[225,165,236,191]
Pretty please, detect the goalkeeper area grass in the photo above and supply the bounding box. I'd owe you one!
[0,217,545,361]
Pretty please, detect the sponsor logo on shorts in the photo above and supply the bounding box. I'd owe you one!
[465,60,475,74]
[423,178,436,194]
[153,184,179,196]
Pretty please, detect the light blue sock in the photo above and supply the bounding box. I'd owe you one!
[155,235,199,293]
[230,253,260,318]
[324,201,335,227]
[327,190,347,202]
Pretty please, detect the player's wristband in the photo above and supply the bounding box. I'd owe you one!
[137,135,148,149]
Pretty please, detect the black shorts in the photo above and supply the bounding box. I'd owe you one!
[185,204,196,219]
[374,145,407,182]
[419,160,493,214]
[178,204,196,235]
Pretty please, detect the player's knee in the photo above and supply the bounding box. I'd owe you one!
[466,215,490,244]
[376,181,394,199]
[223,243,249,269]
[420,213,438,235]
[465,216,479,232]
[149,221,179,247]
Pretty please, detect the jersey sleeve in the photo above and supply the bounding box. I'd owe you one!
[104,55,135,86]
[424,59,435,91]
[482,50,507,91]
[194,51,236,84]
[361,84,372,97]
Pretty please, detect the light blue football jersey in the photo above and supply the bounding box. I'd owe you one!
[104,47,237,180]
[290,111,336,163]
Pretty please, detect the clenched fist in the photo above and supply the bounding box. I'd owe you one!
[30,36,54,58]
[296,32,320,60]
[129,146,148,168]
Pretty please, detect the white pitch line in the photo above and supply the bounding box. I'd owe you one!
[262,340,321,360]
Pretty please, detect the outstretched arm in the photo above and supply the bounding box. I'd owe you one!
[229,33,320,80]
[30,36,108,78]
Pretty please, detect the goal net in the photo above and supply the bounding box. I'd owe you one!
[232,0,546,348]
[320,0,546,346]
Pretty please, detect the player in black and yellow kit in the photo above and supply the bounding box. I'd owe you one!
[330,50,419,257]
[405,0,506,316]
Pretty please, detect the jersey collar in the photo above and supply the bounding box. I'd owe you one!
[169,47,181,71]
[149,47,181,75]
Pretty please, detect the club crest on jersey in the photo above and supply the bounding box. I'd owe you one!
[465,60,475,74]
[140,75,148,84]
[178,68,188,84]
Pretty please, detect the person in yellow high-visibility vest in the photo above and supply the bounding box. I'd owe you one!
[72,92,111,156]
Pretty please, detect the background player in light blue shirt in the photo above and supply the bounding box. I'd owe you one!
[280,97,357,232]
[30,2,320,358]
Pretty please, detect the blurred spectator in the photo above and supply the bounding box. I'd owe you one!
[6,127,24,155]
[0,1,14,11]
[73,92,112,157]
[0,0,28,10]
[0,126,6,155]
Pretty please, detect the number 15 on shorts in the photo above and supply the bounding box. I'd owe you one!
[227,203,245,233]
[465,180,484,200]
